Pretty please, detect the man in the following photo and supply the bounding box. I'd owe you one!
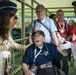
[72,1,76,15]
[59,1,76,75]
[28,4,59,46]
[22,30,66,75]
[56,9,72,75]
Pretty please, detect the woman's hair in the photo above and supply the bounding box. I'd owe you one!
[49,14,56,19]
[0,10,17,41]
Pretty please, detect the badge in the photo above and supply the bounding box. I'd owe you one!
[59,29,65,33]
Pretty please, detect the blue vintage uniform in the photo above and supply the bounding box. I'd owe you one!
[22,43,62,69]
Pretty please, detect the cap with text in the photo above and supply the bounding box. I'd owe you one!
[32,30,45,36]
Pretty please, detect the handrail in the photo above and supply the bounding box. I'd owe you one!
[14,37,28,42]
[10,65,22,75]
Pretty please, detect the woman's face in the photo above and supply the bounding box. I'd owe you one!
[9,15,17,28]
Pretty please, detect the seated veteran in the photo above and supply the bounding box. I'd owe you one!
[22,30,67,75]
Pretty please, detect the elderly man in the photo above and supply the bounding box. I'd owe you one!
[22,30,67,75]
[28,4,59,46]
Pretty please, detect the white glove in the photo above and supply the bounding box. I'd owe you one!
[60,41,71,50]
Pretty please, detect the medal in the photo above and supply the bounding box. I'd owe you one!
[58,22,65,33]
[59,29,65,33]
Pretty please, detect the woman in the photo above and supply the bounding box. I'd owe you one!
[0,1,26,75]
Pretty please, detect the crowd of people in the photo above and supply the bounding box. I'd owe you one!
[0,0,76,75]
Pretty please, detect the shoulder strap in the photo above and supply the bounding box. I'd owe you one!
[65,22,68,33]
[37,19,51,34]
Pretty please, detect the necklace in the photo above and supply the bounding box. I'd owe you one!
[58,22,65,33]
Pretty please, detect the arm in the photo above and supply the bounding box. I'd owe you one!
[22,63,29,74]
[52,32,59,46]
[57,46,68,56]
[9,34,26,50]
[22,63,32,75]
[28,34,33,44]
[72,34,76,41]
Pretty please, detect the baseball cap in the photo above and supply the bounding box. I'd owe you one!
[72,1,76,6]
[36,4,45,11]
[0,0,17,13]
[32,30,45,36]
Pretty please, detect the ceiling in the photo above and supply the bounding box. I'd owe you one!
[11,0,76,17]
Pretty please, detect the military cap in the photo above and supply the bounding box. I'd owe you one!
[0,0,17,13]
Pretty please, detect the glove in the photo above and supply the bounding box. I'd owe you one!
[60,41,71,50]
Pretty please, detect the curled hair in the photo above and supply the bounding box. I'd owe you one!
[0,11,17,41]
[49,14,56,19]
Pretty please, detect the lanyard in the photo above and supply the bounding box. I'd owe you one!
[34,48,42,62]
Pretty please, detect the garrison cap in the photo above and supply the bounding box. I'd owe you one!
[0,0,17,13]
[32,30,45,36]
[36,4,45,11]
[72,1,76,6]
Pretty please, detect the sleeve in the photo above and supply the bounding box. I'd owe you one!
[49,44,61,59]
[49,19,57,33]
[22,48,30,64]
[9,34,26,50]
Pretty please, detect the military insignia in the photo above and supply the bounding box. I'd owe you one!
[43,51,49,56]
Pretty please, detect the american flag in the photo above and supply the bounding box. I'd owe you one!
[40,64,46,69]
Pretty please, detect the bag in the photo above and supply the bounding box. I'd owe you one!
[37,67,55,75]
[37,66,65,75]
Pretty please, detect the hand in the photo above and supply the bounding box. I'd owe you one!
[25,70,32,75]
[57,46,68,56]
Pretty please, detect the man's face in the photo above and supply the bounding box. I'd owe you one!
[36,10,45,21]
[57,11,64,22]
[74,6,76,15]
[33,34,45,47]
